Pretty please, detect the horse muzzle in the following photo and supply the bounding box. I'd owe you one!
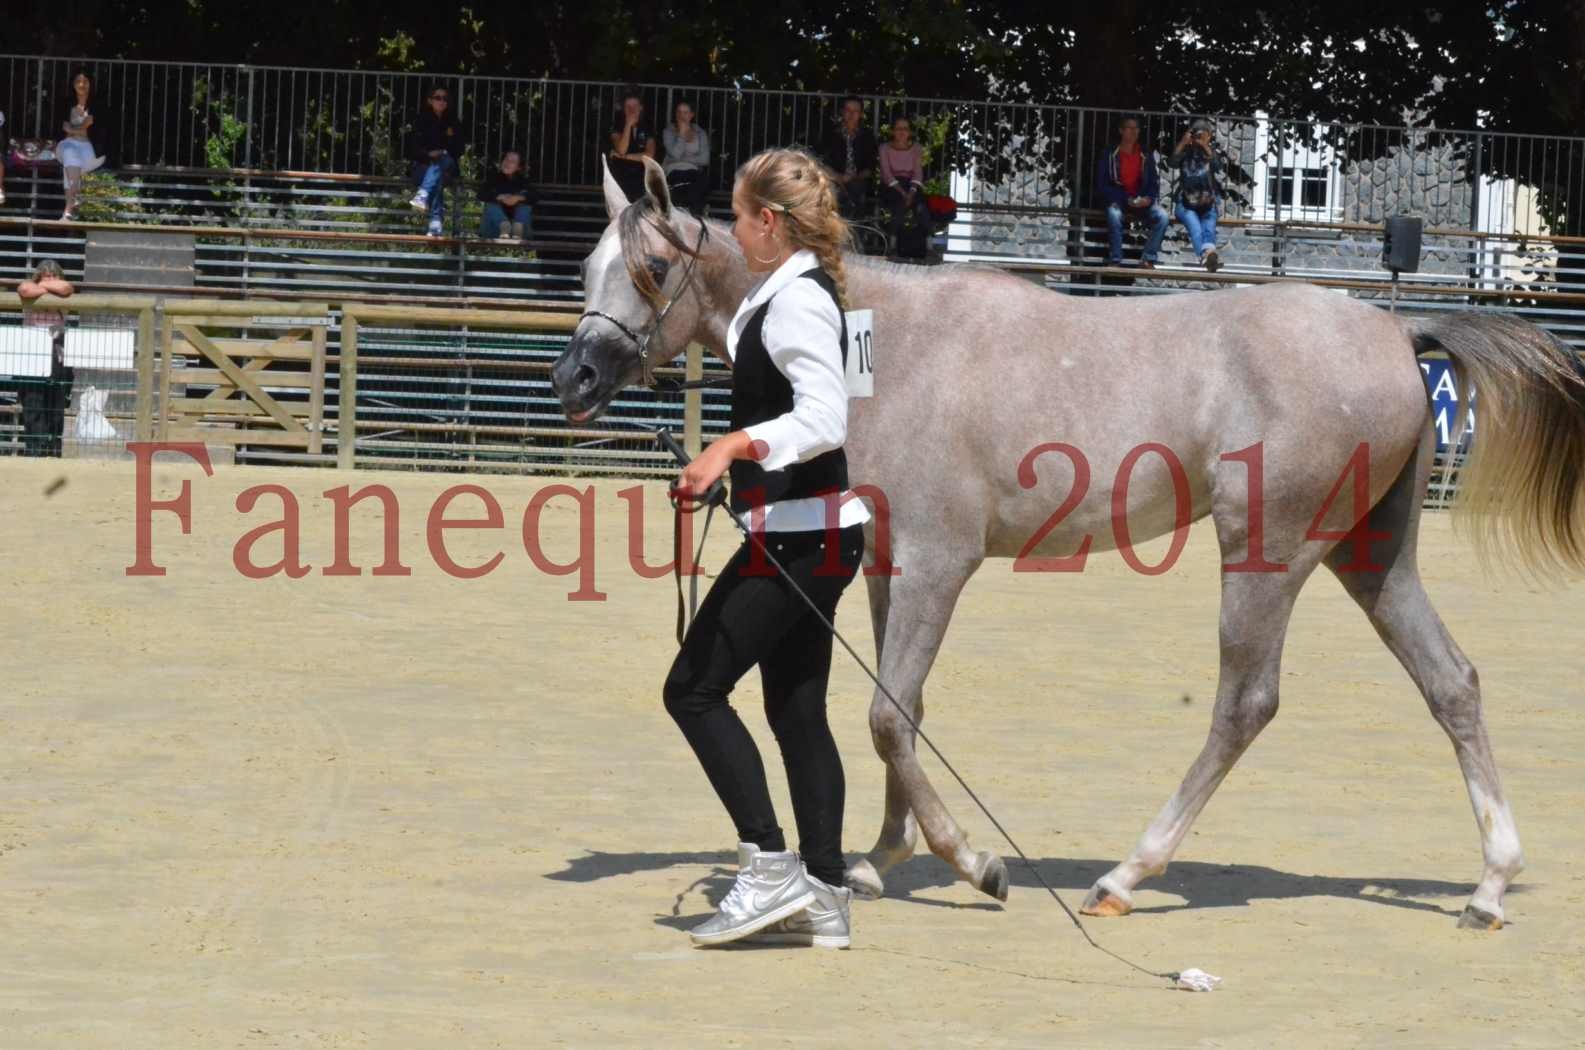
[551,329,629,422]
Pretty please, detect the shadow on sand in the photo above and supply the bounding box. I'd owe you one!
[545,848,1523,925]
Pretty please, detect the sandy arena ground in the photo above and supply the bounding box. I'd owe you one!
[2,455,1583,1048]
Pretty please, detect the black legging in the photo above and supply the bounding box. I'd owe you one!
[663,523,865,887]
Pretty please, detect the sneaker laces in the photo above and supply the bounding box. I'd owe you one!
[717,869,756,914]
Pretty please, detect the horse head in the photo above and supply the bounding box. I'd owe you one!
[552,156,736,422]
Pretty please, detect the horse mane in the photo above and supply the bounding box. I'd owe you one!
[616,199,719,306]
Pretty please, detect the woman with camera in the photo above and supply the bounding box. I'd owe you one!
[1169,118,1224,272]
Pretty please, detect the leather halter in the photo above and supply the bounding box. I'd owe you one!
[578,215,710,389]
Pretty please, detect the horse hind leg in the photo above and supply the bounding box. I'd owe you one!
[1324,432,1524,928]
[845,568,919,899]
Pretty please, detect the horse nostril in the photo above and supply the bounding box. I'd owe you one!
[574,363,599,395]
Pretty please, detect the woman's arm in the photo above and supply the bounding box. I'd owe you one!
[674,283,846,497]
[18,277,74,301]
[741,284,847,471]
[880,147,898,187]
[610,125,632,157]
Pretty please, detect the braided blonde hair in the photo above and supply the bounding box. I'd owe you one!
[735,148,854,308]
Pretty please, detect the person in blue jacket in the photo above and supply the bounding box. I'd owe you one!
[1094,116,1169,269]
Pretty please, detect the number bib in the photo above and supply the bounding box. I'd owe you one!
[845,309,874,398]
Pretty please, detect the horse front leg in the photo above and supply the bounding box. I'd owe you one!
[851,555,1008,902]
[845,570,919,899]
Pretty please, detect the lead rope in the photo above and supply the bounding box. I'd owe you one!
[672,493,718,645]
[652,430,1217,991]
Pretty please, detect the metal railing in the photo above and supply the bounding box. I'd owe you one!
[1,292,721,476]
[5,54,1582,243]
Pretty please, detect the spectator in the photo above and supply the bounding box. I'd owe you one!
[408,84,467,237]
[1169,118,1224,271]
[608,89,656,204]
[1094,116,1168,269]
[478,150,538,242]
[661,99,711,215]
[15,260,75,457]
[818,96,878,219]
[0,108,8,206]
[878,114,931,256]
[56,70,111,222]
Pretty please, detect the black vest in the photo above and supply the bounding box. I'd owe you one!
[729,267,850,516]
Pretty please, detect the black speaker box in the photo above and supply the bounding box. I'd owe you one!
[1383,215,1423,274]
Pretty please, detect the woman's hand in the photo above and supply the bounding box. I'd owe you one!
[670,431,758,505]
[672,442,732,504]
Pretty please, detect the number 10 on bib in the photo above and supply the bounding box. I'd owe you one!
[845,309,874,398]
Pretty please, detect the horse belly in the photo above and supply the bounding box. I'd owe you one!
[984,454,1215,560]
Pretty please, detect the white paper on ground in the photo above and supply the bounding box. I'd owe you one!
[1174,967,1223,992]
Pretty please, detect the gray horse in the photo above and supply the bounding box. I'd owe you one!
[553,158,1585,930]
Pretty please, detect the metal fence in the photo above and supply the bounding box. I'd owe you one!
[4,54,1582,241]
[0,295,151,458]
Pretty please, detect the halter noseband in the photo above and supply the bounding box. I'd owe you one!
[578,215,710,389]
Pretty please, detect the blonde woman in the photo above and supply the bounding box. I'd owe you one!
[667,148,870,948]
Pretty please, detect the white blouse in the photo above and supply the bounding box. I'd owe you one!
[726,249,871,532]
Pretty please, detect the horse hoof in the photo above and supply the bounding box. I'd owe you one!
[972,851,1009,902]
[845,859,885,901]
[1457,904,1503,931]
[1081,882,1133,918]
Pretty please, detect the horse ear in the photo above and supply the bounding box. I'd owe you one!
[641,157,673,217]
[602,156,629,220]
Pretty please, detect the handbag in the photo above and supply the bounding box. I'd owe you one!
[6,137,59,169]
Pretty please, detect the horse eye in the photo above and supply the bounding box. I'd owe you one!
[646,255,670,285]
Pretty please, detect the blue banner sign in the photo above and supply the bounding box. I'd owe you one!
[1418,358,1474,451]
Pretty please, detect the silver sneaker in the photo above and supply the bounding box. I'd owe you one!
[735,843,853,949]
[409,191,429,211]
[689,848,815,947]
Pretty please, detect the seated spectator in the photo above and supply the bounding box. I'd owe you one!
[661,99,711,215]
[1169,118,1224,271]
[878,114,932,255]
[408,85,467,237]
[608,89,656,204]
[478,150,538,242]
[56,70,112,222]
[818,96,878,219]
[1094,116,1168,269]
[15,260,75,457]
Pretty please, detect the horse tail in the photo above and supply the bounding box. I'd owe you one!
[1406,311,1585,576]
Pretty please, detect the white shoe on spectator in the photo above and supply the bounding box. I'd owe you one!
[0,188,7,205]
[497,228,514,242]
[409,190,429,211]
[427,219,443,238]
[510,221,525,241]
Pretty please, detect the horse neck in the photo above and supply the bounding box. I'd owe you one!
[691,224,758,355]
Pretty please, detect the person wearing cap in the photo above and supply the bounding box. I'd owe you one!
[1169,119,1225,272]
[1094,116,1169,269]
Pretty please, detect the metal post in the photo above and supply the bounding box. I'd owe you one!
[243,65,255,168]
[134,305,155,441]
[1468,132,1485,289]
[683,341,703,459]
[338,310,358,470]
